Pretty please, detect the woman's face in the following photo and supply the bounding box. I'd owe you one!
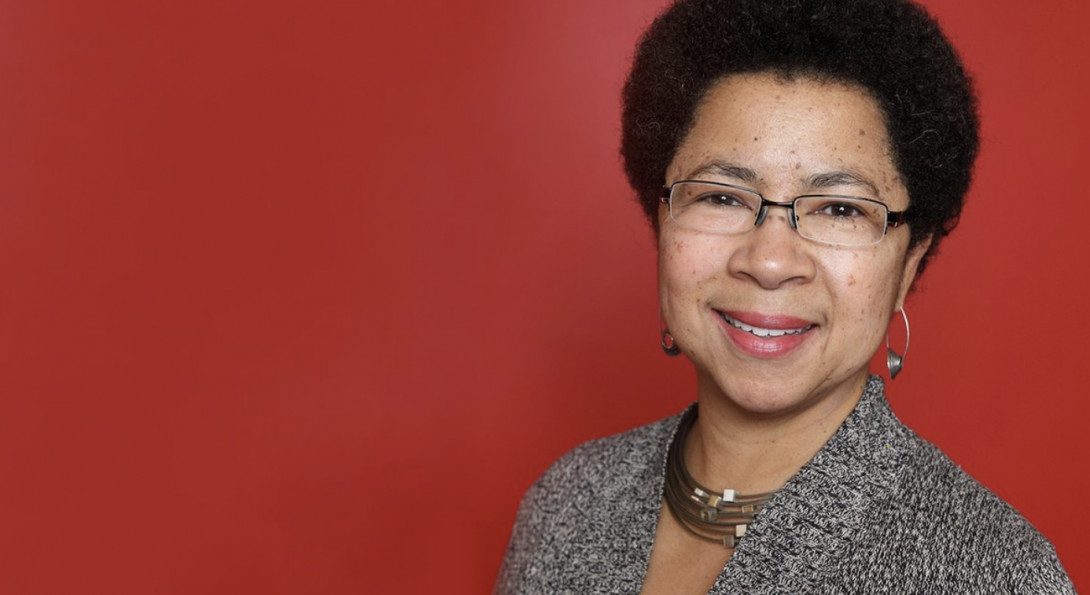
[660,72,928,417]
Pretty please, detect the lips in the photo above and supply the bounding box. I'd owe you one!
[716,310,816,358]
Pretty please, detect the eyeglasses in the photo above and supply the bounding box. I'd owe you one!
[661,180,908,247]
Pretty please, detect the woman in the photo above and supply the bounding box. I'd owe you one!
[495,0,1074,593]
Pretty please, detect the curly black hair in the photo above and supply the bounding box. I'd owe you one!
[621,0,978,275]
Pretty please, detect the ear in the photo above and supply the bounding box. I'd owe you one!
[894,236,932,311]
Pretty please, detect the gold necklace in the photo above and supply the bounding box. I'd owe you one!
[663,405,777,548]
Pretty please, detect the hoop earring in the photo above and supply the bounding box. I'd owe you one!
[661,328,682,357]
[886,308,910,380]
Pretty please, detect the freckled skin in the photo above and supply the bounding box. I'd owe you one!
[659,73,930,418]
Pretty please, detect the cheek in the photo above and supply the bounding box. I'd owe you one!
[658,236,689,306]
[658,232,722,317]
[660,230,718,277]
[825,251,902,333]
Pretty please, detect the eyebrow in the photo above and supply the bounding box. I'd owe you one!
[806,171,881,198]
[685,161,881,198]
[686,161,760,185]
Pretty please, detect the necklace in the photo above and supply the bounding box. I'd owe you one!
[663,405,777,549]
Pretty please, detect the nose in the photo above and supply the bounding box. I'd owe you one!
[727,205,816,290]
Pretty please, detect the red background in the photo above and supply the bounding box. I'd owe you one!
[0,0,1086,593]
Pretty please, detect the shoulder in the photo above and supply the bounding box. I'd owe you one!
[493,411,683,595]
[856,430,1074,593]
[898,436,1050,551]
[531,412,681,499]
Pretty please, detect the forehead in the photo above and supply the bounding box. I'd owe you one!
[668,72,903,198]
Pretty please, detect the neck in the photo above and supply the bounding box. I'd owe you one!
[685,373,868,495]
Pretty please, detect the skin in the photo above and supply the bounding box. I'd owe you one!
[640,72,930,595]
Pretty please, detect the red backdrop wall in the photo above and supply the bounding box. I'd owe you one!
[0,0,1085,593]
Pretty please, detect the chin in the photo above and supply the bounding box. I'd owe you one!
[699,370,808,415]
[728,390,807,416]
[700,366,868,418]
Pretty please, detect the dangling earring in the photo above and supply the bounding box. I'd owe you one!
[886,308,910,379]
[660,312,682,357]
[661,328,682,357]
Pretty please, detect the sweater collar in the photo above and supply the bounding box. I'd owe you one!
[713,375,913,592]
[567,376,911,594]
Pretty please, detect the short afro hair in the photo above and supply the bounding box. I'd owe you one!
[621,0,978,275]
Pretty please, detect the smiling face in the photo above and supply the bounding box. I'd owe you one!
[660,72,928,417]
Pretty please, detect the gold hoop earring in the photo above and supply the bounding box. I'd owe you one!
[886,308,910,379]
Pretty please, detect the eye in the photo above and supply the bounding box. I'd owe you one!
[694,191,751,209]
[811,201,867,218]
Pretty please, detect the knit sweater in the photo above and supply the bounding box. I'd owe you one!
[494,376,1075,594]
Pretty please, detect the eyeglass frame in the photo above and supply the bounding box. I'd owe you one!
[660,180,909,246]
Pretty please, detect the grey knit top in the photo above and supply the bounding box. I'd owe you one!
[495,376,1075,594]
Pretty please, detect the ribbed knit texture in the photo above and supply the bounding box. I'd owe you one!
[494,376,1075,594]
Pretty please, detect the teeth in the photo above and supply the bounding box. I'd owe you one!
[723,314,811,337]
